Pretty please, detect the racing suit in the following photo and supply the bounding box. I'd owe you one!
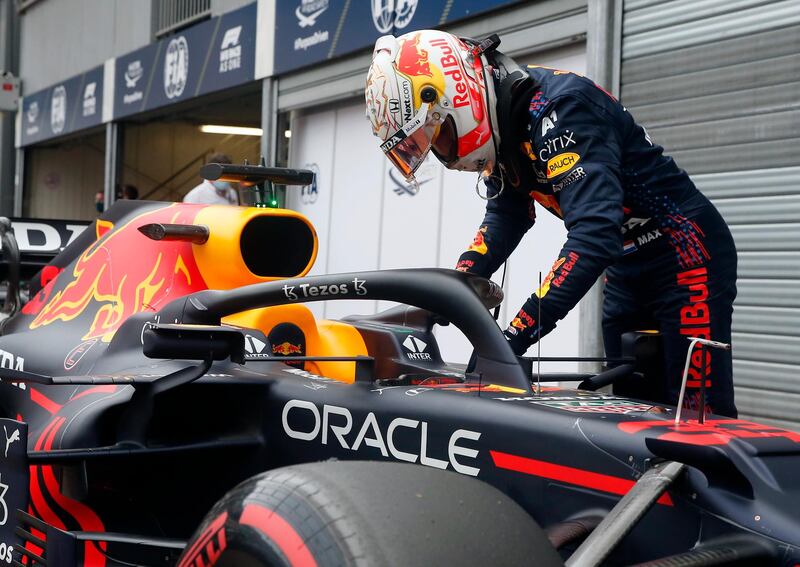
[457,66,738,417]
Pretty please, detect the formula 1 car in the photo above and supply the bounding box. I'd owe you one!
[0,164,796,566]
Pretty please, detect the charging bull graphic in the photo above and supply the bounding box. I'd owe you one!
[26,205,207,342]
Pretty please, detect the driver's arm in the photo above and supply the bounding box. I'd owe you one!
[505,94,624,353]
[456,181,534,277]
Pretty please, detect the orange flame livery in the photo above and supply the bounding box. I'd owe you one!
[29,205,207,342]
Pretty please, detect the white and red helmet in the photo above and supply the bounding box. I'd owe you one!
[365,30,499,185]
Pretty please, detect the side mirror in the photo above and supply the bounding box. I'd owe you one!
[143,324,246,364]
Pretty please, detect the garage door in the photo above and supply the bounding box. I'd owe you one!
[621,0,800,428]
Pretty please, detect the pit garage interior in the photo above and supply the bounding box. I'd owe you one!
[22,85,263,220]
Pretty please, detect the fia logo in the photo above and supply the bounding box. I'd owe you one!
[164,36,189,99]
[296,0,328,27]
[372,0,418,34]
[301,163,319,204]
[50,85,67,134]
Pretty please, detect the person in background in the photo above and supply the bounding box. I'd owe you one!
[119,184,139,200]
[183,153,238,205]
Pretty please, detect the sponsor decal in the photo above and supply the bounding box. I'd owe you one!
[551,251,579,288]
[621,216,651,235]
[455,259,474,272]
[50,85,66,134]
[273,341,303,356]
[546,152,580,179]
[402,335,431,361]
[294,30,329,51]
[397,34,432,78]
[123,60,145,105]
[82,82,97,117]
[528,91,549,119]
[537,130,576,161]
[468,226,488,255]
[25,101,40,136]
[219,25,242,73]
[618,418,800,447]
[3,427,19,459]
[176,511,228,567]
[31,206,206,343]
[0,350,23,373]
[282,277,367,301]
[429,37,473,109]
[0,542,13,563]
[533,399,655,414]
[540,109,558,135]
[64,338,98,371]
[510,309,535,332]
[380,130,407,153]
[372,0,418,34]
[295,0,328,27]
[552,166,585,192]
[536,256,566,299]
[124,60,143,88]
[677,267,712,390]
[0,474,7,526]
[636,229,662,246]
[529,191,562,217]
[244,334,268,356]
[282,400,481,476]
[164,36,189,99]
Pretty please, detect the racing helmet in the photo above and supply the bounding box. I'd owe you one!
[365,30,499,185]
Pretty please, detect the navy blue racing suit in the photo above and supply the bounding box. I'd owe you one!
[457,66,738,417]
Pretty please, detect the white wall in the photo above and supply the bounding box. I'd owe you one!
[288,44,587,369]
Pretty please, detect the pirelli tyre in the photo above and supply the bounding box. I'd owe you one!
[178,460,563,567]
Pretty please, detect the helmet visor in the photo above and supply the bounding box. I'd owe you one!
[380,103,441,182]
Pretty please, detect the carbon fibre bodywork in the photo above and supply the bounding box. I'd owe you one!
[0,200,797,566]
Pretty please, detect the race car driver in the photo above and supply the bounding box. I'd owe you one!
[365,30,738,417]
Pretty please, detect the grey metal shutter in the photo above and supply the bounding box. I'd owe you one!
[621,0,800,429]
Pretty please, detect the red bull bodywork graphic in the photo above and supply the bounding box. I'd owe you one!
[397,34,432,78]
[27,205,208,342]
[272,342,303,356]
[619,419,800,446]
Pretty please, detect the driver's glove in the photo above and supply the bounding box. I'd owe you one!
[503,307,543,356]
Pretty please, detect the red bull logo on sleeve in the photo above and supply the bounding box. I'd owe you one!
[28,205,208,342]
[468,226,488,255]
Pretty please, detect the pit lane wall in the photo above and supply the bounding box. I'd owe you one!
[620,0,800,429]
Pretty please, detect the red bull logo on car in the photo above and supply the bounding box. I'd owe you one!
[28,205,207,342]
[273,342,303,356]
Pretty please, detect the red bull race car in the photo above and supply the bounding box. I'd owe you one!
[0,164,797,566]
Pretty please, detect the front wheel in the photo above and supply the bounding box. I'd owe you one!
[178,460,562,567]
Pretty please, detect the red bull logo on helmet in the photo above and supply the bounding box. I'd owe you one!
[397,33,432,79]
[28,205,207,342]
